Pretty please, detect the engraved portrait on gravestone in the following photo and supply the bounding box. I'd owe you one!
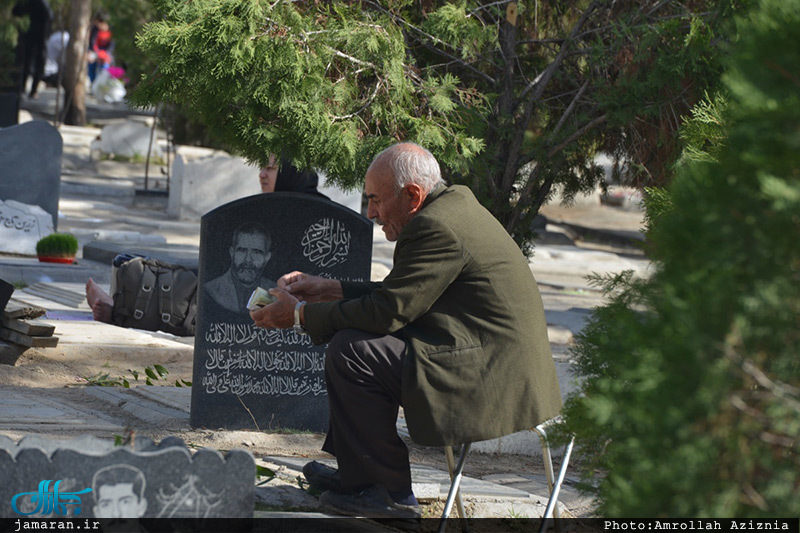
[92,465,148,518]
[205,222,277,313]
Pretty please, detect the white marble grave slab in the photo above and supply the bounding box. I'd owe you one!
[0,199,54,255]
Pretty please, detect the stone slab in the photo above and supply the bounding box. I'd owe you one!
[130,385,192,413]
[0,256,110,286]
[83,386,190,425]
[191,193,372,433]
[0,199,55,255]
[0,387,123,432]
[0,340,28,365]
[97,120,163,159]
[49,321,194,351]
[23,282,85,308]
[83,240,199,273]
[0,120,62,228]
[267,456,535,502]
[168,154,261,220]
[0,434,254,518]
[0,327,58,348]
[0,316,56,337]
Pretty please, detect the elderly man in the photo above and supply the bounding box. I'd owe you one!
[251,143,562,521]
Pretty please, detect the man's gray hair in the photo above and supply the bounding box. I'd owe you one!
[370,143,445,195]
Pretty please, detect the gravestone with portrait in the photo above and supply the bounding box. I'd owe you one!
[190,192,372,432]
[0,435,254,519]
[0,120,63,230]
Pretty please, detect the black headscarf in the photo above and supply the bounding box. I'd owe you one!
[274,158,328,199]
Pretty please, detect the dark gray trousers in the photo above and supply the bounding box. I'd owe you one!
[321,328,412,493]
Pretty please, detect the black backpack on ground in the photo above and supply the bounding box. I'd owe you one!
[111,255,198,336]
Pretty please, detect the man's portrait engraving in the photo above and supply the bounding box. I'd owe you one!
[205,222,276,313]
[91,464,148,518]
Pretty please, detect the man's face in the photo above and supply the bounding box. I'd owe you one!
[259,154,279,193]
[230,232,270,286]
[93,483,147,518]
[365,164,414,242]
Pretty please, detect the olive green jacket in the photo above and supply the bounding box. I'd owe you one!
[304,185,562,446]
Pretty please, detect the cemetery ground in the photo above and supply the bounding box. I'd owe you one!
[0,87,652,521]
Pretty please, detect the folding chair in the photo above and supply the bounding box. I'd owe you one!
[438,417,575,533]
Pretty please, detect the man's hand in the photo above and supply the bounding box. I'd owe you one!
[250,288,298,329]
[279,271,343,303]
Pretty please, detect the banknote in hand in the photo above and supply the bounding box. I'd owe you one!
[247,286,277,311]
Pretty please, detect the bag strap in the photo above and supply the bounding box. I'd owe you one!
[133,265,157,322]
[181,291,197,332]
[157,267,175,325]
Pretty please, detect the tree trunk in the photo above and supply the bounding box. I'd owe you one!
[62,0,90,126]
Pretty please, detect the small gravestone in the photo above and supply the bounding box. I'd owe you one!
[0,93,20,128]
[0,120,62,229]
[168,153,260,220]
[96,120,162,160]
[0,199,55,255]
[0,435,254,518]
[190,193,372,432]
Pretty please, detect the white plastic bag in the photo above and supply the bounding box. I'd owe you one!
[92,69,126,103]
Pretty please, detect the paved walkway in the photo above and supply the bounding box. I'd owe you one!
[0,87,652,519]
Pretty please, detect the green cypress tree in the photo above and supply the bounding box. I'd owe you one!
[561,0,800,517]
[130,1,744,253]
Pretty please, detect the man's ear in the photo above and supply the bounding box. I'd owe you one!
[405,183,426,212]
[137,498,148,517]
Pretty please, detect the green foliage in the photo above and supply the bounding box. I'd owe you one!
[83,364,191,388]
[560,0,800,517]
[255,464,276,486]
[0,0,24,90]
[35,233,78,258]
[131,0,745,252]
[677,92,730,166]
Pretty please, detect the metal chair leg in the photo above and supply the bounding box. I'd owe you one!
[534,419,575,533]
[444,446,469,524]
[439,443,471,533]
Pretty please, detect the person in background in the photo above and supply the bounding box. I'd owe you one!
[87,10,113,83]
[259,154,328,198]
[43,28,69,87]
[13,0,52,98]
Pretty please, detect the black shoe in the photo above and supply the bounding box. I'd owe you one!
[303,460,344,493]
[320,485,421,524]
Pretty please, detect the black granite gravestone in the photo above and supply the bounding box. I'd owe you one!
[0,435,254,519]
[0,120,62,229]
[190,192,372,432]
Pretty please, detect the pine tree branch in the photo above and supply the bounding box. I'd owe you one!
[553,81,589,136]
[469,0,514,18]
[499,1,600,197]
[547,114,608,160]
[330,79,382,122]
[362,0,499,82]
[510,112,608,229]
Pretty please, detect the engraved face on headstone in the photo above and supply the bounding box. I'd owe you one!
[230,226,270,286]
[92,465,148,518]
[205,222,276,314]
